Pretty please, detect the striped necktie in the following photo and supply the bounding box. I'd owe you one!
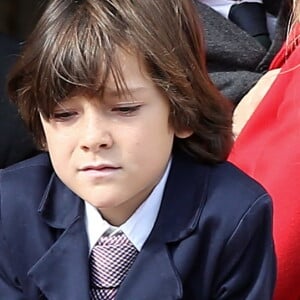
[89,232,138,300]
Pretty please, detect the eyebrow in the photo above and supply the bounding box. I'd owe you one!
[104,86,147,97]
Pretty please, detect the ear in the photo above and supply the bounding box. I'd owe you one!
[175,129,193,139]
[40,139,48,151]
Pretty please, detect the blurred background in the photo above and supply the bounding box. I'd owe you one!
[0,0,48,41]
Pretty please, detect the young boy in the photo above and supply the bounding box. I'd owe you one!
[0,0,275,299]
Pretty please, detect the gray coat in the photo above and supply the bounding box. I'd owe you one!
[195,0,291,104]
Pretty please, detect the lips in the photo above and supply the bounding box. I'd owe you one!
[79,164,121,174]
[82,166,118,171]
[78,165,121,180]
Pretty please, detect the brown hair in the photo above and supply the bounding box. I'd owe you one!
[8,0,233,163]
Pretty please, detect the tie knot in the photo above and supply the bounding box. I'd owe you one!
[90,232,138,289]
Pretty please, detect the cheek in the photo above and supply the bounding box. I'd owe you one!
[43,128,77,167]
[125,126,174,162]
[44,125,77,147]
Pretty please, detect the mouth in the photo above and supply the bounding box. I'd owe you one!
[79,164,121,177]
[82,166,119,171]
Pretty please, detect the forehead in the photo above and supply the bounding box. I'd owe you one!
[69,49,157,101]
[105,48,154,91]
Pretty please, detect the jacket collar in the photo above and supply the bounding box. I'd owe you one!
[150,151,210,243]
[38,172,84,229]
[116,151,211,299]
[28,170,90,299]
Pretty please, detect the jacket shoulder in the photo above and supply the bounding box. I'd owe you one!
[209,161,268,199]
[201,161,272,235]
[2,152,51,172]
[0,153,53,209]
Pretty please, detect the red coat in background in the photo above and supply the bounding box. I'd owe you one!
[229,26,300,300]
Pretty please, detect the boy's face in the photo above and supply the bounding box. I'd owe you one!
[40,49,191,225]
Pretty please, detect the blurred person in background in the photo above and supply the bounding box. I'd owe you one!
[229,0,300,298]
[0,32,38,168]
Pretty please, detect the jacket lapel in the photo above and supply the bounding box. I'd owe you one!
[116,152,210,300]
[27,174,90,300]
[117,242,183,300]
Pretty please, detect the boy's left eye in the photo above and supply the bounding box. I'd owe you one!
[112,105,141,115]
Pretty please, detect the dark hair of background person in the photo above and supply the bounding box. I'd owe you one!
[0,0,48,41]
[0,0,48,168]
[0,33,40,168]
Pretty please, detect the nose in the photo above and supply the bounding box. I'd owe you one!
[80,111,113,152]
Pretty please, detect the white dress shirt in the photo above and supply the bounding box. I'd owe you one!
[85,159,172,252]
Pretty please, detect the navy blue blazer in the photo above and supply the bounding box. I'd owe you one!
[0,152,276,299]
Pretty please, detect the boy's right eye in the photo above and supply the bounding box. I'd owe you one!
[51,111,77,121]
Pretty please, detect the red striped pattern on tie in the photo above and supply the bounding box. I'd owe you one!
[89,233,138,300]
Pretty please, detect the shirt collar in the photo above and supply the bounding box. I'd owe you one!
[85,159,172,252]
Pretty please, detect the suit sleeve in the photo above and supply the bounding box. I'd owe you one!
[0,186,27,299]
[213,193,276,300]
